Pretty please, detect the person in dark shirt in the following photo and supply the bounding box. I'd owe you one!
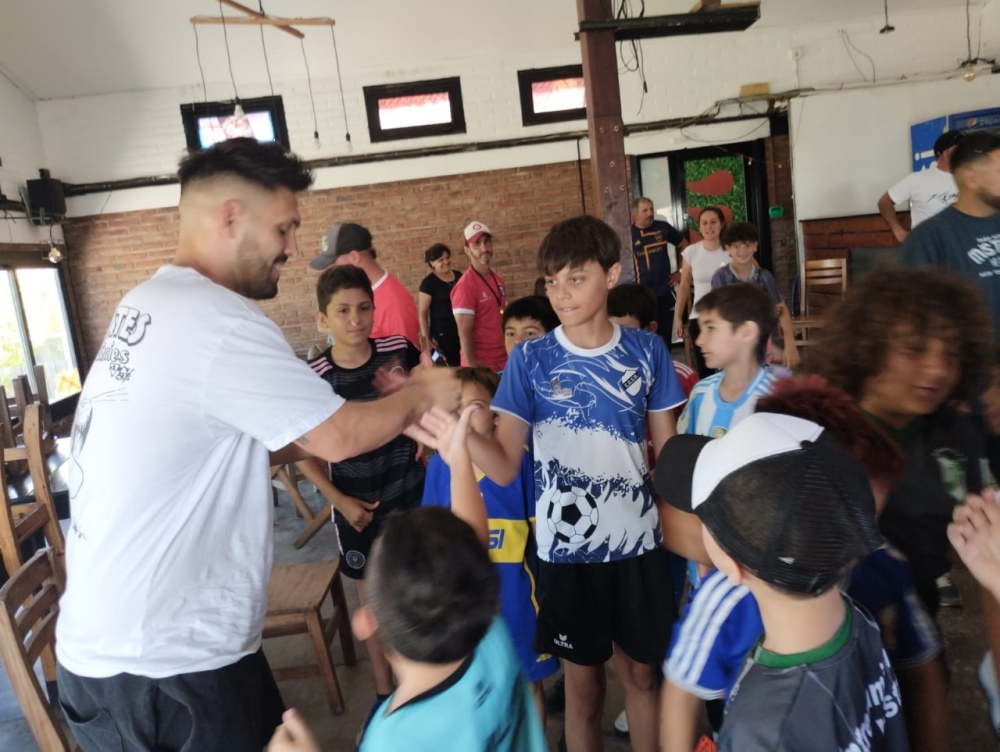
[901,131,1000,333]
[418,243,461,366]
[631,196,688,344]
[298,264,426,732]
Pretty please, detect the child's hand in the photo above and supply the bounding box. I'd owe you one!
[674,319,685,341]
[783,343,801,370]
[337,496,380,532]
[268,709,320,752]
[949,488,1000,602]
[405,405,479,468]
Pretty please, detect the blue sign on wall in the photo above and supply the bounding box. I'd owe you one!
[910,117,947,172]
[949,107,1000,133]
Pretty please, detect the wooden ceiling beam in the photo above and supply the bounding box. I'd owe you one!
[190,0,336,40]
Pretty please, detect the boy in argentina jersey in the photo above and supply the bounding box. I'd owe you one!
[470,216,686,752]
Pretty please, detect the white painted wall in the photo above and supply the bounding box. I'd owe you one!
[790,75,1000,220]
[14,2,1000,221]
[0,74,59,244]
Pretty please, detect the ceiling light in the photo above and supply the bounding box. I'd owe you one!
[47,245,63,264]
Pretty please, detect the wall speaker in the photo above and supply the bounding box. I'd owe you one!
[27,169,66,226]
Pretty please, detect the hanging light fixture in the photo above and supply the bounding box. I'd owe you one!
[879,0,895,34]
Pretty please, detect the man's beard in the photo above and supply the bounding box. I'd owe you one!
[981,188,1000,212]
[235,234,285,300]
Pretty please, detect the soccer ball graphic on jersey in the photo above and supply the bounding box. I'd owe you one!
[547,486,599,544]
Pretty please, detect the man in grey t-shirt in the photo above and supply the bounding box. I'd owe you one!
[901,131,1000,334]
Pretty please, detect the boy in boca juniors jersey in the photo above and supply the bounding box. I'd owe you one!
[422,366,559,728]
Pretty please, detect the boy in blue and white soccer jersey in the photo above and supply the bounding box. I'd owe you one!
[422,366,558,728]
[677,283,778,440]
[467,215,686,752]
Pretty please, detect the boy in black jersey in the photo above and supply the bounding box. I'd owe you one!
[298,264,425,724]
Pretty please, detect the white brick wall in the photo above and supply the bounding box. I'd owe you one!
[0,73,57,244]
[20,2,1000,220]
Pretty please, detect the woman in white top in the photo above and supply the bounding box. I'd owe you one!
[673,206,728,377]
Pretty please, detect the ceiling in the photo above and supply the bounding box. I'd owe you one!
[0,0,989,101]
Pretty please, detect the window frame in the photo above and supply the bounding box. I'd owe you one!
[362,77,466,143]
[179,95,290,151]
[517,64,587,127]
[0,249,84,420]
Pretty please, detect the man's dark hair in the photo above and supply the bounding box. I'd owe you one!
[720,222,759,248]
[424,243,451,266]
[366,507,499,664]
[631,196,653,212]
[608,283,657,329]
[950,131,1000,172]
[316,265,373,312]
[538,215,620,275]
[455,366,502,399]
[502,295,559,332]
[178,137,313,193]
[934,129,966,157]
[695,283,777,364]
[810,265,991,403]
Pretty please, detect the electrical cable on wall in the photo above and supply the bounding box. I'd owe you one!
[218,1,241,102]
[838,29,876,82]
[576,137,587,214]
[191,25,209,103]
[329,26,353,150]
[300,39,320,144]
[615,0,648,116]
[258,0,275,97]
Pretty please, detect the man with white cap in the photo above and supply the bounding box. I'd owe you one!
[311,222,420,347]
[451,221,508,371]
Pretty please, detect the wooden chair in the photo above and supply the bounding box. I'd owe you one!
[263,559,356,715]
[271,464,317,524]
[795,258,848,344]
[0,404,65,585]
[0,548,76,751]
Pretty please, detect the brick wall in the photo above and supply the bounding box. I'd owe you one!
[801,213,907,258]
[64,159,596,367]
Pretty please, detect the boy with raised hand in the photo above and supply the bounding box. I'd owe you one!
[269,404,547,752]
[467,215,687,752]
[422,366,559,727]
[296,264,426,731]
[679,283,777,440]
[710,222,799,370]
[656,412,910,752]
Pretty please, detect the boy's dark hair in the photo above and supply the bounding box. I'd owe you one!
[455,366,501,399]
[538,215,620,275]
[316,265,373,312]
[502,295,559,332]
[811,265,992,403]
[720,222,759,248]
[424,243,451,266]
[951,131,1000,172]
[608,283,657,329]
[178,137,313,193]
[367,507,499,663]
[695,283,777,364]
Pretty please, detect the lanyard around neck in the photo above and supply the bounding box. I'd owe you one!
[472,267,504,310]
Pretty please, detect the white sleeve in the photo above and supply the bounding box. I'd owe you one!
[887,172,916,205]
[204,313,344,451]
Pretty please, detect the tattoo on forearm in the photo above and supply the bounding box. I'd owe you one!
[296,435,310,446]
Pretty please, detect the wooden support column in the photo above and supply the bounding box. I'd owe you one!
[577,0,634,282]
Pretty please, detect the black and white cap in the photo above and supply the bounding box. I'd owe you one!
[655,413,882,595]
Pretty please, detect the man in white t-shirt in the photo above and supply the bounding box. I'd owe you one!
[878,130,965,243]
[55,138,459,751]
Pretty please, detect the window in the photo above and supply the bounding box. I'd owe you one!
[517,65,587,126]
[180,96,290,151]
[0,259,81,412]
[363,78,466,143]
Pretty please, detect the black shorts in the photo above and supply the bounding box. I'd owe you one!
[57,650,284,751]
[333,510,385,580]
[533,548,677,666]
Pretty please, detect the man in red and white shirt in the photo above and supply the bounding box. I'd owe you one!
[310,222,420,347]
[451,221,508,371]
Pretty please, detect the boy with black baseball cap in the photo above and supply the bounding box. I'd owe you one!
[656,413,910,751]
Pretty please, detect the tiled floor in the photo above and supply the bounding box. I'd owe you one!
[1,482,995,750]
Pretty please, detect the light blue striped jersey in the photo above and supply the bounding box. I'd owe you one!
[676,368,775,439]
